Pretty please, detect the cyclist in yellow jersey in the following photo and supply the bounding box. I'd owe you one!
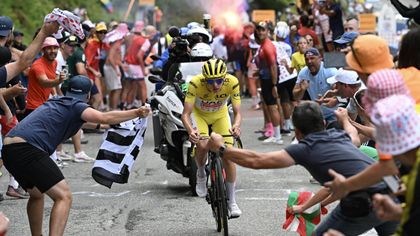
[181,59,242,217]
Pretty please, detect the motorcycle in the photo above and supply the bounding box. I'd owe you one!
[148,62,205,195]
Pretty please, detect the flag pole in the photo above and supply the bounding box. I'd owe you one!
[124,0,136,21]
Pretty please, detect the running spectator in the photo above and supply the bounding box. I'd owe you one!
[292,48,338,123]
[207,101,399,235]
[255,21,283,144]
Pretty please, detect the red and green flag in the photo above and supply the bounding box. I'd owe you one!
[282,191,327,236]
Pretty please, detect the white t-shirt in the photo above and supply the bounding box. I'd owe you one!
[211,35,227,60]
[55,50,66,75]
[273,41,296,83]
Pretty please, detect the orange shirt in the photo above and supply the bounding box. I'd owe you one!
[125,35,146,65]
[26,57,57,110]
[85,38,102,80]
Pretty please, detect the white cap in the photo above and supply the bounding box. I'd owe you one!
[327,69,361,85]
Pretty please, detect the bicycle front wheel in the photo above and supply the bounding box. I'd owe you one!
[214,157,229,235]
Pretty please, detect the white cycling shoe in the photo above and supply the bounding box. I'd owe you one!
[196,174,208,197]
[228,202,242,218]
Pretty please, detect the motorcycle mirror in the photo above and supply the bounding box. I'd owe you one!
[148,75,165,84]
[150,67,162,75]
[150,55,161,61]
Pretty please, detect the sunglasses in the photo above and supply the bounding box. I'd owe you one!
[353,88,366,111]
[97,31,107,34]
[206,78,224,85]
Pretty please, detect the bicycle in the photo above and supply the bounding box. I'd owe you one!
[198,134,243,236]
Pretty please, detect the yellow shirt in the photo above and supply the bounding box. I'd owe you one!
[291,52,306,73]
[185,74,241,116]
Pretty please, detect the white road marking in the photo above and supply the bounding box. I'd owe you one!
[73,191,131,197]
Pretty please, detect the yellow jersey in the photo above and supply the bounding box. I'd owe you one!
[185,74,241,116]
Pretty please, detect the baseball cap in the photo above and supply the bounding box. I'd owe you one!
[13,31,24,37]
[346,35,393,74]
[63,35,78,46]
[304,47,320,57]
[334,31,358,45]
[95,22,107,32]
[256,21,269,30]
[41,37,59,49]
[371,94,420,155]
[66,75,92,102]
[363,69,411,114]
[327,69,361,85]
[0,16,13,37]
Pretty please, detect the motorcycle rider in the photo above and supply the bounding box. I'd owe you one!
[181,58,242,217]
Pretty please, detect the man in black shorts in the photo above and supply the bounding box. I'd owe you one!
[207,101,398,235]
[2,75,150,236]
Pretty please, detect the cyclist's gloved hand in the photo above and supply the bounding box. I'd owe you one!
[189,128,200,144]
[229,125,241,137]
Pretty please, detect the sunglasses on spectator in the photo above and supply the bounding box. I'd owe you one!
[97,31,107,34]
[353,88,366,111]
[206,78,224,85]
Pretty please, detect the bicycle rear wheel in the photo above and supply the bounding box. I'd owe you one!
[214,157,229,235]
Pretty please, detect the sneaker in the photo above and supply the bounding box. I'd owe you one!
[257,135,269,141]
[262,136,284,144]
[195,174,208,198]
[6,185,29,199]
[251,104,260,110]
[228,202,242,218]
[57,151,73,161]
[55,159,69,168]
[73,151,95,163]
[281,129,292,136]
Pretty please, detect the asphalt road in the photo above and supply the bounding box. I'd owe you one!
[0,98,375,236]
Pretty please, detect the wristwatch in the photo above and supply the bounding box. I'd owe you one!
[219,144,227,157]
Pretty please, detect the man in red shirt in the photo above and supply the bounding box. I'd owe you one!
[24,37,65,118]
[255,22,283,144]
[123,21,151,107]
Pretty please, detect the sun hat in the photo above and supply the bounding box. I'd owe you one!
[66,75,92,101]
[370,94,420,155]
[41,37,59,49]
[95,22,107,32]
[275,21,290,39]
[327,68,360,85]
[363,69,411,114]
[346,35,393,74]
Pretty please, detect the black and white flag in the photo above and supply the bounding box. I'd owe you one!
[92,118,147,188]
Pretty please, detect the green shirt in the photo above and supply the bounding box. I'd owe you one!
[63,46,86,88]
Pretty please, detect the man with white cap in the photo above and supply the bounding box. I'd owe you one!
[326,68,364,119]
[22,37,66,119]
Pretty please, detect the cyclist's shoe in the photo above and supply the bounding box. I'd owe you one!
[228,202,242,218]
[196,174,208,197]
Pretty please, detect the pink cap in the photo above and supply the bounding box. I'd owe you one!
[42,37,59,49]
[364,69,411,114]
[371,95,420,155]
[132,21,145,33]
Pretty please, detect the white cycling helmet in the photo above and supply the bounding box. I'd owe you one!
[187,26,212,43]
[274,21,290,39]
[191,42,213,58]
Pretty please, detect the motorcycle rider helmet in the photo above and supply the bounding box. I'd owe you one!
[187,26,212,45]
[191,42,213,62]
[202,58,227,79]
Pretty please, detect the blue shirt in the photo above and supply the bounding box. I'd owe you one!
[0,66,7,87]
[8,97,89,155]
[297,62,338,121]
[153,48,170,69]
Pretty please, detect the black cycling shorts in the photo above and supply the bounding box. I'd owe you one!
[260,79,277,106]
[2,142,64,193]
[277,77,297,103]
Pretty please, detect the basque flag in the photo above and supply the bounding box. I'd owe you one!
[92,118,147,188]
[282,191,328,236]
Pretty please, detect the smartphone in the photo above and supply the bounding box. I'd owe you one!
[61,65,69,78]
[383,175,400,193]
